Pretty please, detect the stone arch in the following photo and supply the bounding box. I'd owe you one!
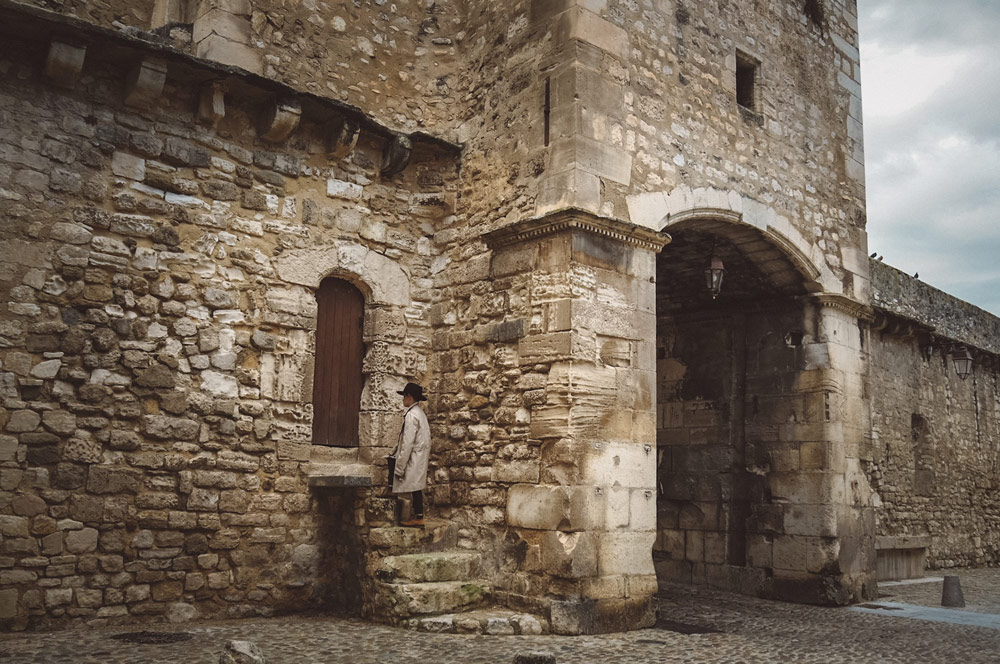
[659,207,824,296]
[625,186,841,295]
[649,191,872,604]
[274,241,410,306]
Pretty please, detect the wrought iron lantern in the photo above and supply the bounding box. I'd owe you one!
[952,345,973,380]
[705,254,726,299]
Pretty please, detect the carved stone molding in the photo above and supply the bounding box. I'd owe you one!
[326,116,361,160]
[811,293,874,322]
[380,133,412,177]
[483,208,673,253]
[259,97,301,143]
[197,82,226,127]
[124,58,168,108]
[43,40,86,89]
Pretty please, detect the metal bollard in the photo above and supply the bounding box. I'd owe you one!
[941,575,966,608]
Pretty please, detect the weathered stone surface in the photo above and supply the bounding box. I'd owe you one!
[219,640,266,664]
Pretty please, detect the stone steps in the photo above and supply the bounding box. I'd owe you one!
[375,579,491,618]
[404,608,549,635]
[368,519,458,555]
[376,551,481,583]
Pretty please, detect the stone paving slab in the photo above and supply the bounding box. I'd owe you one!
[1,573,999,663]
[849,601,1000,630]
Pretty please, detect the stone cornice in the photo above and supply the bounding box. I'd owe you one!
[809,294,875,322]
[0,0,461,156]
[483,208,673,252]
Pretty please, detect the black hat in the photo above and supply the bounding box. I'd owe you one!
[397,382,427,401]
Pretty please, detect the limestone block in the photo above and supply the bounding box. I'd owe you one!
[493,460,540,484]
[624,191,668,230]
[518,332,573,366]
[65,527,98,553]
[507,484,605,531]
[124,59,168,109]
[767,472,833,505]
[533,0,609,23]
[746,534,773,568]
[219,640,266,664]
[491,243,538,277]
[772,534,840,574]
[259,98,301,143]
[326,116,361,159]
[380,133,412,177]
[196,34,263,75]
[198,83,227,127]
[43,41,86,89]
[194,8,251,44]
[580,441,655,488]
[549,135,632,186]
[581,574,626,599]
[783,504,838,537]
[628,488,656,531]
[111,152,146,181]
[536,169,601,216]
[201,370,239,398]
[540,530,597,578]
[552,7,629,60]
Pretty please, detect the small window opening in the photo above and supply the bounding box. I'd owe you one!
[543,77,551,147]
[784,330,804,347]
[735,52,758,111]
[804,0,825,29]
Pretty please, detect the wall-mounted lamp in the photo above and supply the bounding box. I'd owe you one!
[952,345,973,380]
[705,254,725,300]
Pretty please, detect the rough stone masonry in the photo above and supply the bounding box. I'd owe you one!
[0,0,997,635]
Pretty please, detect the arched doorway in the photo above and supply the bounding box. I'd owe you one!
[653,215,863,601]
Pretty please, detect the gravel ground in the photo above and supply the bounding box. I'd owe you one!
[1,569,997,663]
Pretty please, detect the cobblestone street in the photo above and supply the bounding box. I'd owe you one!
[2,569,998,664]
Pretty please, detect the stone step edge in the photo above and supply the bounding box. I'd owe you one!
[376,579,493,617]
[376,551,482,583]
[402,610,549,636]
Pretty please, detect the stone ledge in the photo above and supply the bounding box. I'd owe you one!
[307,463,372,488]
[876,535,932,550]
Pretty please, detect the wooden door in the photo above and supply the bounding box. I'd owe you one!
[312,278,364,446]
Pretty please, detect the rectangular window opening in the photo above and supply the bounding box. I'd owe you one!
[735,53,757,111]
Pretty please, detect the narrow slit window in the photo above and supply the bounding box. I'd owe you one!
[543,77,551,147]
[736,53,758,111]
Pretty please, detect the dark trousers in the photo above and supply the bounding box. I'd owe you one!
[411,490,424,517]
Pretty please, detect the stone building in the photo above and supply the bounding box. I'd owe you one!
[0,0,997,635]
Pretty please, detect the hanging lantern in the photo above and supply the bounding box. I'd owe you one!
[705,254,726,299]
[952,345,973,380]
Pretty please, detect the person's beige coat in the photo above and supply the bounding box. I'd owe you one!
[392,403,431,493]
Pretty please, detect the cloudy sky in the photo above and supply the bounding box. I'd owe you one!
[857,0,1000,316]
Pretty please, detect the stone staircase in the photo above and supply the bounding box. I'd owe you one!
[368,519,547,635]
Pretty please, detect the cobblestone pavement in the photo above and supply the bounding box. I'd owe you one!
[2,570,998,664]
[876,567,1000,614]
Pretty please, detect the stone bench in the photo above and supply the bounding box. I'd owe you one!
[876,535,932,581]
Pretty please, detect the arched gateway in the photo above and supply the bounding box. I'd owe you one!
[652,209,877,604]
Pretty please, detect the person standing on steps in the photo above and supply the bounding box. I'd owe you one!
[392,382,431,527]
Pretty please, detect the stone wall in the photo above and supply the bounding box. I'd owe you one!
[0,18,458,629]
[868,261,1000,569]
